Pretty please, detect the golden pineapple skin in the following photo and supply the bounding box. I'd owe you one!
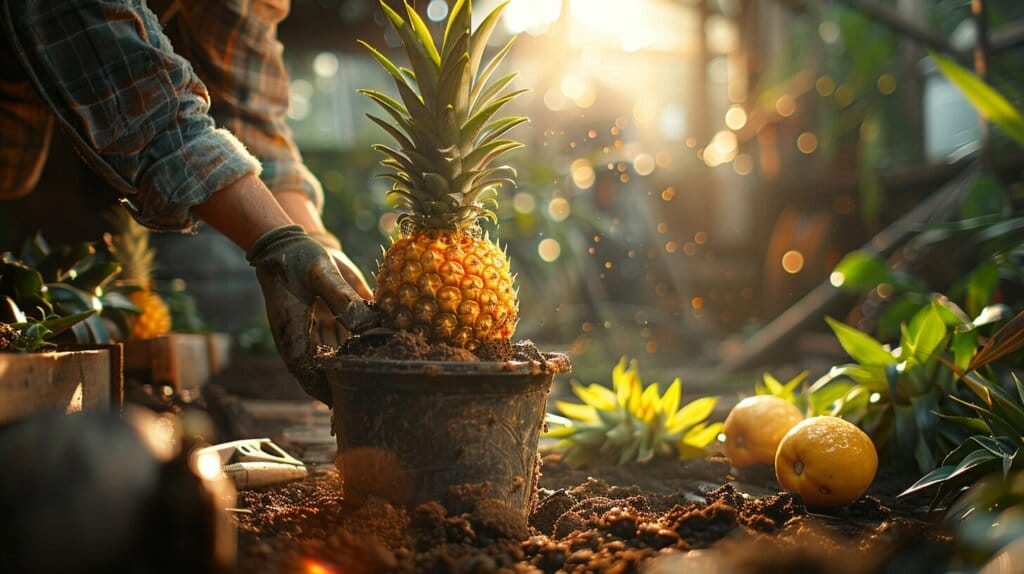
[374,229,517,349]
[129,289,171,340]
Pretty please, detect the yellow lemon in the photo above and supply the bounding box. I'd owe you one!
[723,396,804,467]
[775,416,878,507]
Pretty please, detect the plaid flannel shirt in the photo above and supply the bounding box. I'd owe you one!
[0,0,322,231]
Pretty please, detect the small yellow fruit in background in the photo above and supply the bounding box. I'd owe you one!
[722,396,804,467]
[775,416,878,507]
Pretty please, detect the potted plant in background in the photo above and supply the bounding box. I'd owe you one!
[318,0,570,516]
[108,210,232,402]
[0,235,124,423]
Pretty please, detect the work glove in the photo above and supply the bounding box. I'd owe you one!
[308,231,374,348]
[247,225,373,403]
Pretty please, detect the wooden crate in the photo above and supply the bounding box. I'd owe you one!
[124,333,232,400]
[0,346,118,424]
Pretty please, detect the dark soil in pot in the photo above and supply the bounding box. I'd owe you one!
[233,455,952,574]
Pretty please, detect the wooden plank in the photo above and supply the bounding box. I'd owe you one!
[62,343,125,414]
[0,349,111,424]
[124,333,232,401]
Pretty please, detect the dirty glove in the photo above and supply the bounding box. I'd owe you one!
[247,225,373,402]
[308,231,374,348]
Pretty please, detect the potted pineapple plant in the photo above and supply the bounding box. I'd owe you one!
[322,0,569,515]
[0,236,123,424]
[110,210,232,401]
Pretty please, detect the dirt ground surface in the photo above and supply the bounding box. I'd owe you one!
[231,454,951,574]
[208,346,950,574]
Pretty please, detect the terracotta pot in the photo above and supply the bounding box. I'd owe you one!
[324,354,570,515]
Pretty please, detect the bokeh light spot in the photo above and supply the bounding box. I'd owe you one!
[513,192,535,214]
[538,238,561,262]
[570,158,596,189]
[877,74,897,95]
[548,197,571,222]
[633,153,656,176]
[797,132,818,154]
[312,52,339,78]
[816,75,836,96]
[782,250,805,274]
[725,106,747,130]
[775,94,796,117]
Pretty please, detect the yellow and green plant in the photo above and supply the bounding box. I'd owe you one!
[544,357,722,467]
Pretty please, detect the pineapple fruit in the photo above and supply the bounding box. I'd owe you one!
[361,0,527,350]
[109,211,172,340]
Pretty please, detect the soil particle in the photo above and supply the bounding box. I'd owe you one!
[529,490,576,535]
[662,499,740,547]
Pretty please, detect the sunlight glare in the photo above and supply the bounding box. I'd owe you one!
[505,0,562,35]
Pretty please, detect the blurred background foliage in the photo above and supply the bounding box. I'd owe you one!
[2,0,1023,385]
[280,0,1024,381]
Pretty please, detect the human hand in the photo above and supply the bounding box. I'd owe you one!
[247,225,373,402]
[308,231,374,348]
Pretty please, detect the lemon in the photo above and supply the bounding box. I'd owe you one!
[775,416,878,507]
[723,396,804,467]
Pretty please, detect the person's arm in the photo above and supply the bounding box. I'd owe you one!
[2,0,370,401]
[169,0,326,224]
[167,0,373,299]
[2,0,261,231]
[191,173,292,251]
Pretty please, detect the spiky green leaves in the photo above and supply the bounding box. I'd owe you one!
[360,1,527,232]
[544,357,723,467]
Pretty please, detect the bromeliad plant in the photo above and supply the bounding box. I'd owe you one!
[900,310,1024,508]
[360,0,526,349]
[543,357,722,467]
[755,369,854,418]
[809,298,1010,473]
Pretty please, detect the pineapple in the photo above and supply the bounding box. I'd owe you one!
[109,210,172,340]
[361,0,527,349]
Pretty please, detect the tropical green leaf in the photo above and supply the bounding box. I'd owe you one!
[468,1,510,80]
[931,51,1024,147]
[901,304,947,365]
[825,316,896,366]
[442,0,471,62]
[471,36,516,110]
[831,250,896,291]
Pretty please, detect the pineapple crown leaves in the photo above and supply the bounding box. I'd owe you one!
[105,207,156,287]
[359,0,528,232]
[544,357,723,467]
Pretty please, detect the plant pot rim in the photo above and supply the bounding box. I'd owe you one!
[323,352,572,377]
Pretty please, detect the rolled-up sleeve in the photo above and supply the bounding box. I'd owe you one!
[172,0,323,212]
[2,0,262,230]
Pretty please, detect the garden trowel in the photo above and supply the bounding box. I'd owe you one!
[198,438,307,490]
